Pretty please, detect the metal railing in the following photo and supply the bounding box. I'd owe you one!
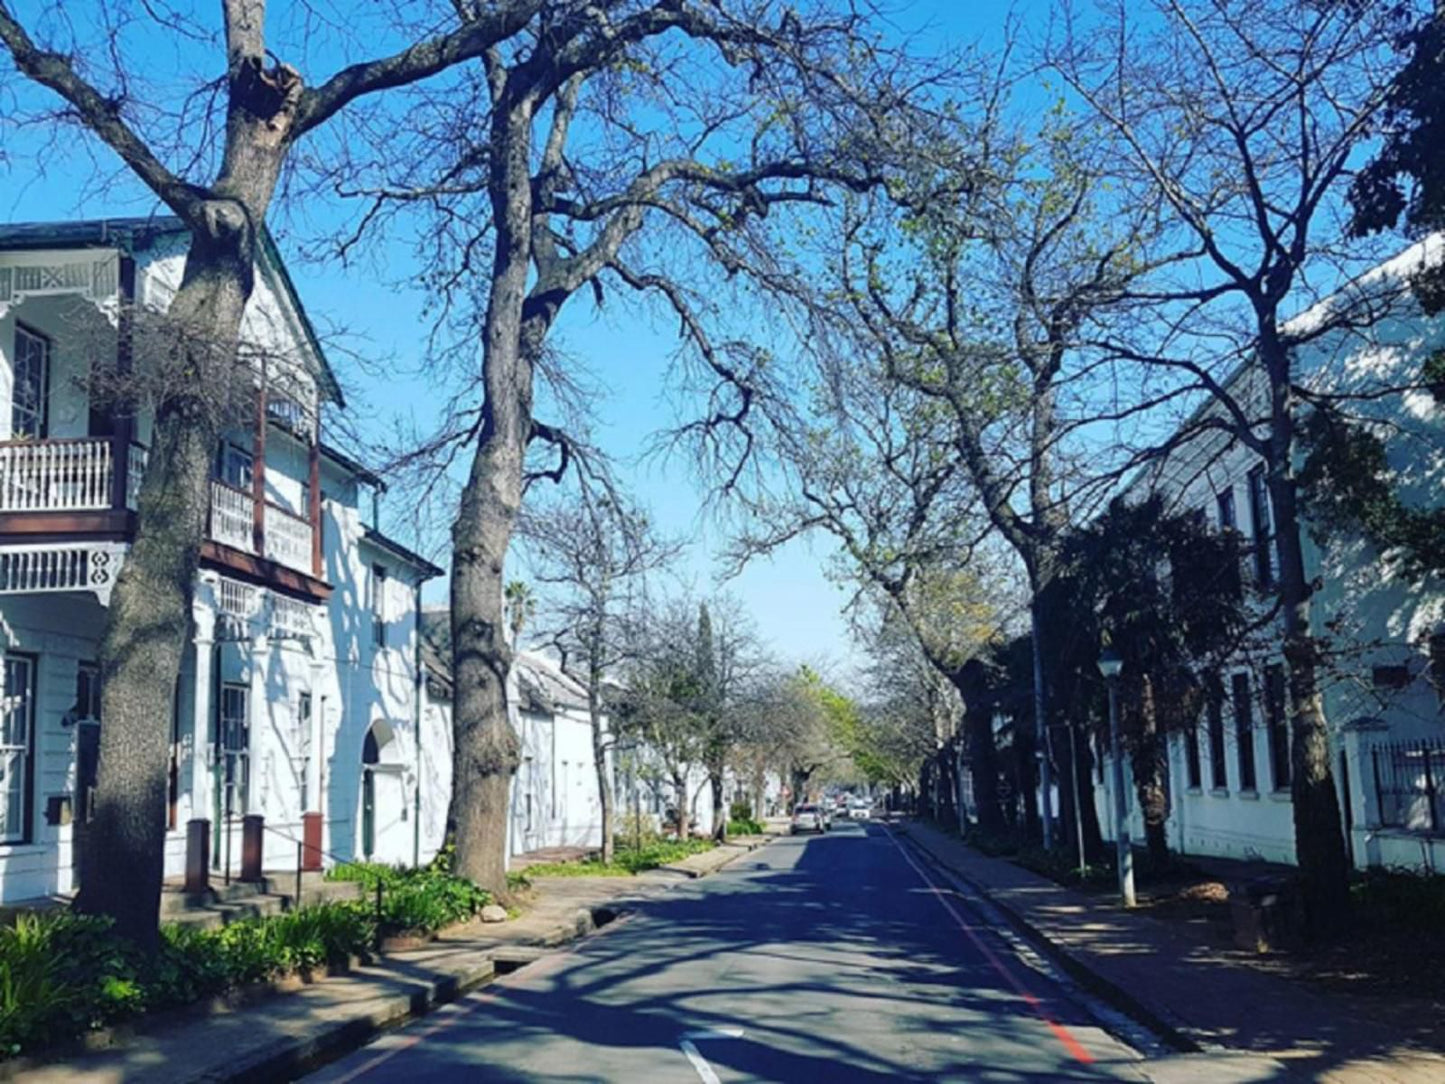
[1372,738,1444,834]
[0,438,113,511]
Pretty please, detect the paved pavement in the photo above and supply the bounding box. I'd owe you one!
[306,821,1154,1083]
[899,819,1445,1084]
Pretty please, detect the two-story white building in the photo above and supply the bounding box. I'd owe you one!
[0,217,450,903]
[1090,237,1445,873]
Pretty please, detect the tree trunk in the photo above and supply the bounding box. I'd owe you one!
[709,768,726,842]
[1015,718,1042,843]
[1272,466,1350,937]
[587,669,614,865]
[1131,675,1170,870]
[1264,334,1350,939]
[956,662,1004,834]
[76,211,262,947]
[449,97,537,895]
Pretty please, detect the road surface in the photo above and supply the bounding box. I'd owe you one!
[306,820,1156,1082]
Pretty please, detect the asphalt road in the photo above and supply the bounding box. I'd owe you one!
[305,821,1155,1083]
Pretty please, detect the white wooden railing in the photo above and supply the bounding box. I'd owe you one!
[264,503,312,574]
[0,439,113,512]
[209,481,255,553]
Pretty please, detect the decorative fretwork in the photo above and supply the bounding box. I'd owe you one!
[0,439,115,512]
[268,591,319,642]
[0,254,122,323]
[0,543,125,605]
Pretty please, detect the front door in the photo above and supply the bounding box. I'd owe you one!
[361,729,378,859]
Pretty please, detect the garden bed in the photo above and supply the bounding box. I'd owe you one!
[0,864,492,1062]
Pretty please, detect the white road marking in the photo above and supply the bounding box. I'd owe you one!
[679,1026,744,1083]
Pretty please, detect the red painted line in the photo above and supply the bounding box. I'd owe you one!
[882,825,1094,1065]
[325,912,637,1081]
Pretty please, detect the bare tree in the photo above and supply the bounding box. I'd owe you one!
[0,0,541,943]
[1048,0,1404,933]
[521,487,677,863]
[331,2,938,891]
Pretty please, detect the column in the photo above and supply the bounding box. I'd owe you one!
[252,376,267,555]
[110,256,136,510]
[190,612,215,831]
[309,406,323,578]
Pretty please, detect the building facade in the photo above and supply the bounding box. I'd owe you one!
[0,218,448,903]
[1089,238,1445,872]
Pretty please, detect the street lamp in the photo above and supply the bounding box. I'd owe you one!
[1097,644,1136,908]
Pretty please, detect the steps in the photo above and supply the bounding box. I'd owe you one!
[159,870,365,929]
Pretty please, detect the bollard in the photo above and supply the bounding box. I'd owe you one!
[301,811,324,871]
[295,841,304,910]
[240,814,265,882]
[185,819,210,894]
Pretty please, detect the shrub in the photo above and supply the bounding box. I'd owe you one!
[1352,868,1445,933]
[727,817,764,836]
[326,862,491,936]
[729,800,754,822]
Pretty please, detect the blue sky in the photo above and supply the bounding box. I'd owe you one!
[0,2,1042,682]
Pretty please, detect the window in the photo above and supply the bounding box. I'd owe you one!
[74,662,102,722]
[1247,466,1273,587]
[371,565,388,648]
[1232,672,1257,791]
[217,444,254,491]
[1265,664,1290,791]
[1207,675,1227,790]
[219,684,250,816]
[10,325,49,439]
[296,692,312,811]
[1216,487,1237,531]
[1185,722,1202,790]
[0,655,36,843]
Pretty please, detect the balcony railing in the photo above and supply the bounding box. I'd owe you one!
[0,438,114,512]
[264,502,312,574]
[208,480,314,576]
[209,480,255,553]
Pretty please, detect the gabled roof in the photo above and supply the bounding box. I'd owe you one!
[0,215,344,406]
[362,526,444,579]
[418,608,591,713]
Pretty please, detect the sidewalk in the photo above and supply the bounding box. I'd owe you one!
[5,839,769,1084]
[896,819,1445,1084]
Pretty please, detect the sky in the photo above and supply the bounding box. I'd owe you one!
[0,1,1045,684]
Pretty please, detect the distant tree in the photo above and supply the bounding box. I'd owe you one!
[522,489,676,863]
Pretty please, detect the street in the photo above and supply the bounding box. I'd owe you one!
[305,823,1151,1083]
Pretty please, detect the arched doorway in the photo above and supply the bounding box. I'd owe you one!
[361,727,380,860]
[359,721,405,863]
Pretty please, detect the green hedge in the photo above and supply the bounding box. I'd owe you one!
[727,817,765,836]
[0,867,491,1060]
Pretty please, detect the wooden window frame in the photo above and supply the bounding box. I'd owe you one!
[11,323,51,440]
[1,653,38,846]
[1232,671,1258,792]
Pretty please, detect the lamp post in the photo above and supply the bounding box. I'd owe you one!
[1098,645,1136,908]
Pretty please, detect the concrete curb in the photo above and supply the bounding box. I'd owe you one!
[215,897,630,1084]
[202,839,772,1081]
[890,823,1204,1055]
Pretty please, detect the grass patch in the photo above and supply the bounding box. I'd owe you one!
[522,839,716,879]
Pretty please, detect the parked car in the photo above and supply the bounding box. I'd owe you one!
[849,799,872,821]
[791,804,826,834]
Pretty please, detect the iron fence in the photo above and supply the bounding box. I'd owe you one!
[1372,738,1445,834]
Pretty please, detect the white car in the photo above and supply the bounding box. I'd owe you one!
[790,803,826,834]
[849,801,872,821]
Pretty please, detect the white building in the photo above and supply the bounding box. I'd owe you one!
[0,217,449,903]
[1090,238,1445,872]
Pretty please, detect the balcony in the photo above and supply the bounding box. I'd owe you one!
[0,437,145,513]
[207,480,315,577]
